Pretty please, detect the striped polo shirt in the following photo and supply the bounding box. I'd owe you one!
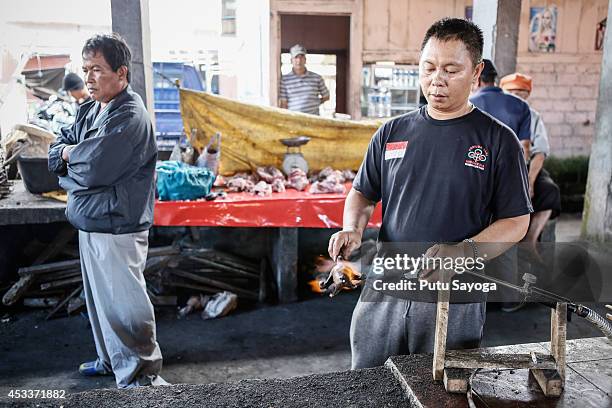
[279,69,329,115]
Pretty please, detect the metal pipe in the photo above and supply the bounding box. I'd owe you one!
[461,269,612,340]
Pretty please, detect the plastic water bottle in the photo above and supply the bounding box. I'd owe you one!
[377,90,385,117]
[410,71,418,87]
[383,88,391,117]
[367,90,377,117]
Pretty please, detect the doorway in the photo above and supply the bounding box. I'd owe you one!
[280,14,350,115]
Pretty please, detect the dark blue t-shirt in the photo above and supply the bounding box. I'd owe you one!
[353,105,533,244]
[470,86,531,141]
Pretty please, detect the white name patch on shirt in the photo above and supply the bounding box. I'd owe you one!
[384,141,408,160]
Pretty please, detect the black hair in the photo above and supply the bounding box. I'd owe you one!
[480,73,496,84]
[421,18,483,67]
[82,33,132,82]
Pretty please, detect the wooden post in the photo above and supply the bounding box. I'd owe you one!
[270,227,298,303]
[110,0,156,126]
[582,0,612,241]
[443,368,471,393]
[530,302,566,397]
[433,285,450,381]
[473,0,521,78]
[551,302,567,379]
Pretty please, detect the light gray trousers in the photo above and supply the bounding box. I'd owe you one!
[79,230,164,388]
[350,289,486,369]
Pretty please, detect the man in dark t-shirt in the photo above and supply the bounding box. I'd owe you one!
[328,18,532,369]
[357,108,530,244]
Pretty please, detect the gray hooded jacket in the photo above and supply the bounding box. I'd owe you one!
[48,86,157,234]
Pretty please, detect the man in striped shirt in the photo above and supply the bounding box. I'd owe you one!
[279,44,330,115]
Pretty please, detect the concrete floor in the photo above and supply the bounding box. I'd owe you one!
[0,291,608,398]
[555,213,583,242]
[0,213,609,401]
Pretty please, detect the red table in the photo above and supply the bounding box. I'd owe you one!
[154,188,382,228]
[153,186,382,302]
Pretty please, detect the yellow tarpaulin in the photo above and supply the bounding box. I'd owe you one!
[179,89,384,175]
[42,190,67,202]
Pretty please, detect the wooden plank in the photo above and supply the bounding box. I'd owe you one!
[551,302,567,379]
[40,275,82,291]
[363,0,390,50]
[23,297,61,308]
[349,0,364,119]
[20,246,177,277]
[186,256,259,279]
[269,9,280,106]
[271,0,355,14]
[183,248,259,273]
[144,255,173,274]
[445,351,557,370]
[67,296,85,314]
[407,0,454,51]
[170,269,258,300]
[433,287,450,381]
[3,226,76,305]
[45,285,82,320]
[2,275,36,306]
[18,259,81,277]
[147,246,180,257]
[37,268,81,283]
[443,368,471,394]
[193,268,232,275]
[362,50,421,64]
[530,369,564,397]
[388,0,410,49]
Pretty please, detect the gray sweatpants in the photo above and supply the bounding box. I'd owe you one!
[79,230,164,388]
[350,290,486,369]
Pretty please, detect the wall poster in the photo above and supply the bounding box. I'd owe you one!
[529,6,558,53]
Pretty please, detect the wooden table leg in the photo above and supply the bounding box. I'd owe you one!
[270,227,298,303]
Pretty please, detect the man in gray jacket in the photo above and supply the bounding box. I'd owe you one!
[48,33,165,388]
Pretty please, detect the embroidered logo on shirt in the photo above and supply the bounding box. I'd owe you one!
[464,145,488,171]
[384,141,408,160]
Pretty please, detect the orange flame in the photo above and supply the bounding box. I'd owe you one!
[308,260,360,294]
[309,279,324,293]
[341,263,359,282]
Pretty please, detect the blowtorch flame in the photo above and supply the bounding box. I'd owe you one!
[309,258,360,294]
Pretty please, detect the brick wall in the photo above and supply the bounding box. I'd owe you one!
[515,55,602,157]
[513,0,608,158]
